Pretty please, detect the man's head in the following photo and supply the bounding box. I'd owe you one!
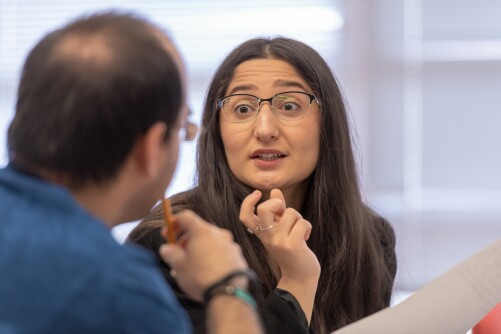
[8,12,185,191]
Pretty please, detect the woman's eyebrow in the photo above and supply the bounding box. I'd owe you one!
[226,80,308,96]
[274,79,308,91]
[227,84,257,95]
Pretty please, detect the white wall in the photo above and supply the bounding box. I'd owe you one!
[341,0,501,292]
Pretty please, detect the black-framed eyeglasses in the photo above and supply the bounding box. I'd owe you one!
[216,91,321,123]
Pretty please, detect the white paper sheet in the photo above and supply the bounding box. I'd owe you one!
[333,240,501,334]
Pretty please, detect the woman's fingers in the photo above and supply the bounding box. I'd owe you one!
[274,208,302,235]
[289,218,313,242]
[270,189,285,204]
[256,198,285,232]
[241,189,309,241]
[239,190,262,232]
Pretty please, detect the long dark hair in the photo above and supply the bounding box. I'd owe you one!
[135,37,394,333]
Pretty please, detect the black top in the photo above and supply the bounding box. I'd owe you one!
[128,189,397,334]
[128,224,310,334]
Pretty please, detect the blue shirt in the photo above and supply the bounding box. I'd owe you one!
[0,166,192,333]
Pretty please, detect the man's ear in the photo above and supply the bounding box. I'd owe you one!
[134,122,169,178]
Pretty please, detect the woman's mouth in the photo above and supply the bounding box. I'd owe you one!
[253,153,285,161]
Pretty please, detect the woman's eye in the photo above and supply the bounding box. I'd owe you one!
[235,105,251,113]
[282,102,300,112]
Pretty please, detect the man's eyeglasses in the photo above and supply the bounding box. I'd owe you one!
[216,91,321,123]
[178,120,198,141]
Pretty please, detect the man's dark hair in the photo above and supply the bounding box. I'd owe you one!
[8,12,182,186]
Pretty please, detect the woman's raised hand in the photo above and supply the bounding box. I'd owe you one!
[239,189,320,322]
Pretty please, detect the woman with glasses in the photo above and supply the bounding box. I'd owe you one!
[128,37,397,334]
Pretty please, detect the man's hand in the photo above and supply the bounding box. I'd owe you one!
[159,210,248,301]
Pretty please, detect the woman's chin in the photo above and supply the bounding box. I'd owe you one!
[252,182,283,193]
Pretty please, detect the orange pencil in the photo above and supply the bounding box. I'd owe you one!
[162,198,176,244]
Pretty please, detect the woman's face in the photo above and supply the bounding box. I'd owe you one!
[219,58,321,198]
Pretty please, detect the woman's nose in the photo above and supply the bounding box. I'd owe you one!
[253,103,279,141]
